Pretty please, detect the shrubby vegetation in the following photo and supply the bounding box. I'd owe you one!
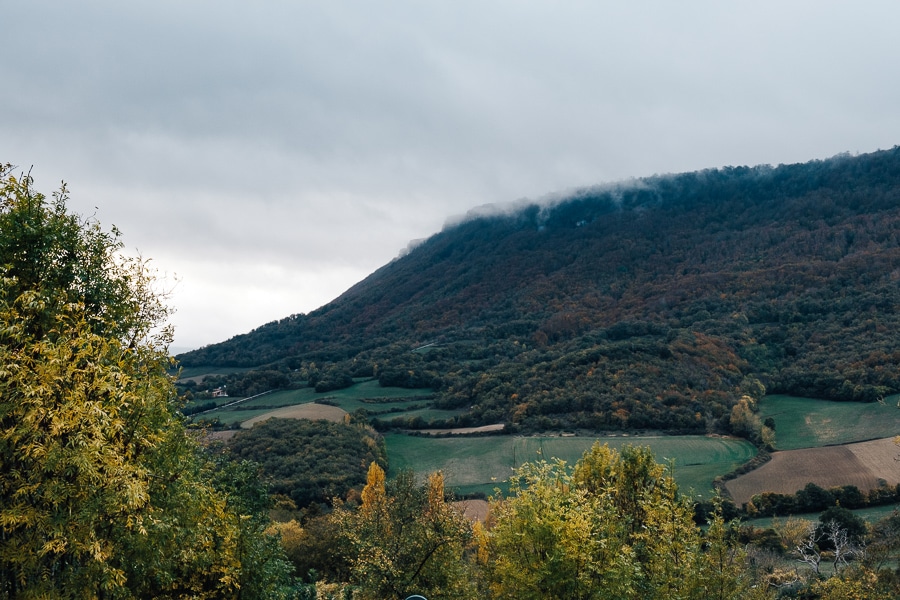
[479,443,758,599]
[196,368,293,398]
[334,464,475,599]
[747,482,900,519]
[227,417,386,508]
[730,394,776,449]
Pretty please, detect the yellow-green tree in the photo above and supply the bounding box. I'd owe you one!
[811,566,897,600]
[0,166,291,598]
[729,395,775,450]
[485,443,768,600]
[484,457,635,599]
[336,463,476,600]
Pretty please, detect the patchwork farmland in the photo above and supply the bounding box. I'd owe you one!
[188,376,900,513]
[724,395,900,506]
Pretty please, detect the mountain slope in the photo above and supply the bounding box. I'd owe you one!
[179,148,900,432]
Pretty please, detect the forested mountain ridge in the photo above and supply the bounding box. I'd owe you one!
[179,148,900,432]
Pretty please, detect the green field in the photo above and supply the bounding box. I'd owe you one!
[317,379,434,402]
[209,407,289,426]
[195,388,900,502]
[385,434,756,499]
[191,379,436,425]
[743,502,900,529]
[373,407,467,424]
[759,394,900,450]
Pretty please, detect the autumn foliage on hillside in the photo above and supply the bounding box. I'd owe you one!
[180,148,900,432]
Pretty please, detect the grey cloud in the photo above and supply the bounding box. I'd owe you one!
[3,0,899,348]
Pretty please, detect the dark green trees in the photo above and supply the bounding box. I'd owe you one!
[228,417,386,507]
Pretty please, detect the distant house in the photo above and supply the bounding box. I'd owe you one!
[211,387,228,398]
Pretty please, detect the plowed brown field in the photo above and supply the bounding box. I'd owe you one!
[725,437,900,506]
[240,403,347,428]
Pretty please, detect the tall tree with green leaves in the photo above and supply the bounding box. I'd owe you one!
[0,165,291,598]
[484,457,635,599]
[485,443,769,600]
[336,463,476,600]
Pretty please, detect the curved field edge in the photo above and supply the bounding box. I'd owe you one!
[240,403,348,428]
[759,394,900,450]
[724,436,900,506]
[385,433,756,499]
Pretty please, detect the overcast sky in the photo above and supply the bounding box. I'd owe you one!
[3,1,898,352]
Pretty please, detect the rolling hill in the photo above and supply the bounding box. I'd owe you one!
[178,147,900,433]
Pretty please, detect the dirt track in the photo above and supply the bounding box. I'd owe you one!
[454,499,490,522]
[418,424,506,435]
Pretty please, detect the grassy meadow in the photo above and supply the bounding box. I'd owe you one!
[744,502,900,529]
[385,433,756,499]
[192,382,900,513]
[759,394,900,450]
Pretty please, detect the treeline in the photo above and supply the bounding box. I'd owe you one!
[693,479,900,527]
[747,482,900,518]
[178,148,900,433]
[182,368,292,399]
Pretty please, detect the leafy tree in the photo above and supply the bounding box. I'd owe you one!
[335,463,476,600]
[819,506,867,545]
[485,443,769,599]
[267,515,351,585]
[0,167,291,598]
[314,368,353,392]
[796,482,836,513]
[811,567,897,600]
[206,457,296,598]
[696,500,758,600]
[866,510,900,573]
[729,395,775,449]
[0,166,160,345]
[789,510,900,598]
[485,457,635,599]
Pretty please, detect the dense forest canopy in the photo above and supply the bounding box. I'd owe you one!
[227,418,386,508]
[179,148,900,433]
